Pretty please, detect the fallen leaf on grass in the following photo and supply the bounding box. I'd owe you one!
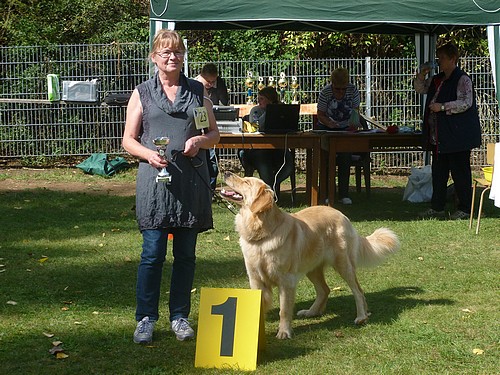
[417,256,424,261]
[49,345,69,359]
[124,256,132,262]
[224,236,230,241]
[74,321,83,325]
[49,346,64,355]
[52,341,63,346]
[43,332,54,338]
[6,300,17,305]
[332,287,342,292]
[472,348,484,355]
[334,331,344,338]
[39,256,49,263]
[0,269,5,273]
[461,308,473,313]
[61,307,69,311]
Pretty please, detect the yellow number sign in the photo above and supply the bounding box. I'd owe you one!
[195,288,264,371]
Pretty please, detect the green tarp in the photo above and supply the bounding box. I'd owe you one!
[150,0,499,34]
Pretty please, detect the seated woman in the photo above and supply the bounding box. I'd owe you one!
[316,67,363,205]
[238,87,294,201]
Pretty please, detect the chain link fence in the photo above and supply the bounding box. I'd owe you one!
[1,43,498,170]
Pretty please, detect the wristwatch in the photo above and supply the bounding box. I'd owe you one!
[441,104,445,112]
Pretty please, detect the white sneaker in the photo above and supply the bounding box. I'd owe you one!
[339,197,352,205]
[133,316,156,344]
[171,318,194,341]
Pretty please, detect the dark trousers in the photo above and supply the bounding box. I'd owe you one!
[238,149,294,199]
[336,152,352,199]
[136,227,198,323]
[431,150,472,213]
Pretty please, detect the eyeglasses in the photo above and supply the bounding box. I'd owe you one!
[155,50,185,59]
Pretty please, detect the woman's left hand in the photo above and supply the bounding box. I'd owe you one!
[183,137,201,157]
[429,103,444,113]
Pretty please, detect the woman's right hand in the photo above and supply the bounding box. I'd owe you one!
[147,151,167,168]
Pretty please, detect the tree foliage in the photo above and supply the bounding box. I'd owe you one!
[1,0,150,46]
[0,0,489,58]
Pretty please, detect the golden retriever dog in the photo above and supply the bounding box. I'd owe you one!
[221,172,400,339]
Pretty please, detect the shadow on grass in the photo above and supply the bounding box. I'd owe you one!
[265,185,500,223]
[0,188,138,243]
[278,286,454,334]
[252,286,454,367]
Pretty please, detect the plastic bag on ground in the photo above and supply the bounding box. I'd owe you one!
[403,165,433,202]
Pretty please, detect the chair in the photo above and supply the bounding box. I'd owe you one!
[312,114,371,196]
[469,143,495,234]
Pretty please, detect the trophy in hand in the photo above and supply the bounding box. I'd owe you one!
[153,136,171,184]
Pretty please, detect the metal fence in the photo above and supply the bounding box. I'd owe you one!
[1,43,498,169]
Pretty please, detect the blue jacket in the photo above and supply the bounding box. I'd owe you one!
[423,67,481,153]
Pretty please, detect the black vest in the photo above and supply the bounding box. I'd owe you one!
[424,67,481,153]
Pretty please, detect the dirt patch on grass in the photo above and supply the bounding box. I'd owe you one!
[0,168,136,196]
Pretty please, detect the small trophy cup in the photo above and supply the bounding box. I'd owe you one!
[153,136,171,184]
[268,76,275,88]
[257,76,265,91]
[278,72,288,103]
[290,76,299,104]
[245,71,255,105]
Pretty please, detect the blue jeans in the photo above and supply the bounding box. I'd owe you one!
[135,227,198,322]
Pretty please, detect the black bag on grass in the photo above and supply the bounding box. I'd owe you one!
[76,153,129,177]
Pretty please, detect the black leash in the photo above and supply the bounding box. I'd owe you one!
[173,150,238,216]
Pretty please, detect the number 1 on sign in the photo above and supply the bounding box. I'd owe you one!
[211,297,237,356]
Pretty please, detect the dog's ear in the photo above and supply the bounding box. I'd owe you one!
[250,185,274,214]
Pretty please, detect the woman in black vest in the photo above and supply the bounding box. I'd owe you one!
[414,42,481,220]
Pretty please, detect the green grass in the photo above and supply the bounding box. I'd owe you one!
[0,169,498,374]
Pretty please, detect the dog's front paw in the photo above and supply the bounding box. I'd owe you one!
[276,328,293,339]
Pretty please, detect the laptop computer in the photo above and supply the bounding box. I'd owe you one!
[261,104,300,134]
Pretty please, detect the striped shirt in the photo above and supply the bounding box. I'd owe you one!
[317,83,360,127]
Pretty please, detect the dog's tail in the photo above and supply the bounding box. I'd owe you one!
[356,228,400,267]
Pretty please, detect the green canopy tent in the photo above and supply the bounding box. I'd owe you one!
[149,0,500,103]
